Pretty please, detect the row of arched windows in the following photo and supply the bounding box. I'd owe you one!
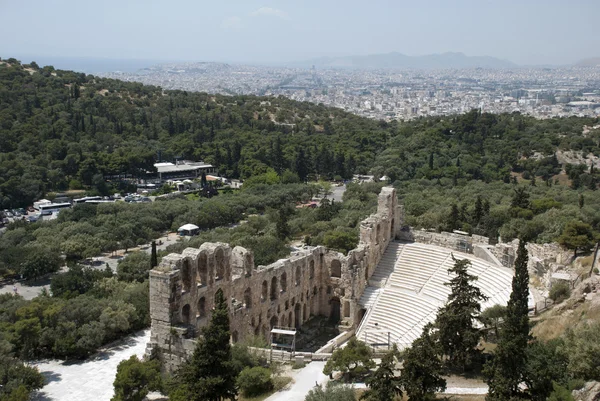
[180,249,228,293]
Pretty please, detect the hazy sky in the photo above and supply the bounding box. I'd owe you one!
[1,0,598,65]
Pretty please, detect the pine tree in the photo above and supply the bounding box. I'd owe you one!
[173,289,237,401]
[150,241,158,269]
[360,346,402,401]
[484,239,530,401]
[401,324,446,400]
[436,257,488,371]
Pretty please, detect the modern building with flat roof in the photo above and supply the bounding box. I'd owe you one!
[153,160,215,181]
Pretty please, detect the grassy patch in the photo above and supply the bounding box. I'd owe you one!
[532,299,600,341]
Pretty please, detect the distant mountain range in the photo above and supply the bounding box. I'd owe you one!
[575,57,600,67]
[290,52,517,69]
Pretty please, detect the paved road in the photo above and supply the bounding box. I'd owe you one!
[32,329,150,401]
[266,361,328,401]
[324,184,346,204]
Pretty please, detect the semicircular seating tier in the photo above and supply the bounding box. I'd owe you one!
[356,241,514,350]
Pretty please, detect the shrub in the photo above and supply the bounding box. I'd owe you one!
[236,366,274,397]
[305,382,356,401]
[292,361,306,369]
[549,282,571,303]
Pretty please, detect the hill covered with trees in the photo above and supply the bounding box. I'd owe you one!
[0,58,392,208]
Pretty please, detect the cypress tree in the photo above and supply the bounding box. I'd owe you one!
[401,324,446,400]
[484,239,530,401]
[473,195,483,225]
[435,257,488,371]
[173,289,237,401]
[150,241,158,268]
[360,346,402,401]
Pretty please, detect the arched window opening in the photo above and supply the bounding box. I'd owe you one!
[261,281,268,302]
[270,276,278,301]
[182,304,191,324]
[309,260,315,279]
[181,260,192,292]
[245,254,252,277]
[244,288,252,309]
[295,266,301,286]
[197,297,206,318]
[215,249,225,281]
[197,254,208,286]
[330,260,341,278]
[280,272,287,293]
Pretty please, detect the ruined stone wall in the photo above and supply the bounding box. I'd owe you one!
[148,187,401,371]
[397,228,489,253]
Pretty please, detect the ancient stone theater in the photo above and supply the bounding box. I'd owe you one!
[147,187,401,370]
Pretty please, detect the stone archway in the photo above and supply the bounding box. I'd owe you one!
[330,260,341,278]
[245,253,252,277]
[329,297,341,324]
[182,304,191,324]
[244,288,252,309]
[294,303,302,328]
[181,260,192,292]
[197,297,206,318]
[280,272,287,293]
[261,280,268,302]
[197,253,208,286]
[215,248,225,281]
[270,276,278,300]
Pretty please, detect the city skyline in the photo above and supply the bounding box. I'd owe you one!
[0,0,599,66]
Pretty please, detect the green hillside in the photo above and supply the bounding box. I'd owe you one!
[0,59,391,208]
[1,58,600,245]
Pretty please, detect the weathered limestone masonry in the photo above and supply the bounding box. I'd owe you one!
[399,228,571,289]
[147,187,401,371]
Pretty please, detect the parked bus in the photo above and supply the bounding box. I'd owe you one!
[38,203,72,214]
[73,196,103,205]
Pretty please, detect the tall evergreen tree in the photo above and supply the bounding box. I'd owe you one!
[271,135,285,175]
[360,346,402,401]
[172,289,237,401]
[150,241,158,269]
[473,195,484,225]
[295,148,309,182]
[401,324,446,400]
[436,257,488,371]
[484,239,530,401]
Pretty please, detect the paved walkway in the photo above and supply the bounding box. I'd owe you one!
[32,329,150,401]
[266,361,328,401]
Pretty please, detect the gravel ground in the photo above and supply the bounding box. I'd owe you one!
[31,330,150,401]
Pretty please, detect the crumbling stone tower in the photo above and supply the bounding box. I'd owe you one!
[148,186,401,371]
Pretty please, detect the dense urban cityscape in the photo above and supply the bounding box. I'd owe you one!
[102,63,600,120]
